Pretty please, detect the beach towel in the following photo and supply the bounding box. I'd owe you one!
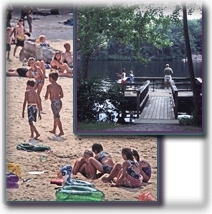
[16,143,51,152]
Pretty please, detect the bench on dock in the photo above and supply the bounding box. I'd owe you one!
[118,80,150,123]
[170,77,202,119]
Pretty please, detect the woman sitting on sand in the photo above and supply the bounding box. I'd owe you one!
[102,148,143,188]
[72,150,94,179]
[88,143,115,179]
[50,51,73,75]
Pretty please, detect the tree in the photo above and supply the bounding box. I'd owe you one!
[77,3,173,80]
[182,3,202,125]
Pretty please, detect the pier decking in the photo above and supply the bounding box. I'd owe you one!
[133,89,179,124]
[118,77,202,124]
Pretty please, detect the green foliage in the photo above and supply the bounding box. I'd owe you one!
[77,76,125,122]
[77,3,173,79]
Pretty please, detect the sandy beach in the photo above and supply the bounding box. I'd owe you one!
[5,6,158,202]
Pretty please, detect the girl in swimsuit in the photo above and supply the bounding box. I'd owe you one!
[132,150,152,182]
[28,57,45,112]
[110,148,143,188]
[50,51,73,75]
[88,143,115,179]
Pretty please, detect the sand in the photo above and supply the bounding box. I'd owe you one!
[5,7,158,202]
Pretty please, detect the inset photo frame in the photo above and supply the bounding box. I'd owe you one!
[73,2,205,136]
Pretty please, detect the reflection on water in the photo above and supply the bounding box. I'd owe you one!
[77,60,202,82]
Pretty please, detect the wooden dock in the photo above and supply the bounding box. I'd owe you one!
[134,88,179,124]
[117,77,201,124]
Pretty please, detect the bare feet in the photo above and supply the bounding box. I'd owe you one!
[58,131,64,137]
[49,130,56,134]
[101,176,112,183]
[34,133,40,140]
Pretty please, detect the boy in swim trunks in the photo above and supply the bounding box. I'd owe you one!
[6,27,12,60]
[13,19,25,57]
[44,72,64,137]
[88,143,115,179]
[22,80,41,140]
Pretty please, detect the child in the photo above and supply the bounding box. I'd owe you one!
[116,68,126,84]
[72,150,94,178]
[28,57,45,112]
[50,51,73,75]
[132,150,151,182]
[6,27,12,60]
[108,148,143,188]
[13,19,25,57]
[129,70,134,84]
[44,72,64,137]
[39,35,50,47]
[88,143,115,179]
[22,80,41,140]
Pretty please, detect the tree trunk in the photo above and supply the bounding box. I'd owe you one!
[82,54,91,80]
[182,4,202,126]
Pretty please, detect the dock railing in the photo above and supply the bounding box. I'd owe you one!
[170,80,179,119]
[136,80,150,118]
[117,80,150,122]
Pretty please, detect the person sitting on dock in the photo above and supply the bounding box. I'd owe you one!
[164,64,173,89]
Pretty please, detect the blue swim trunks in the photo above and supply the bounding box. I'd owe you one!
[28,105,37,122]
[51,100,62,118]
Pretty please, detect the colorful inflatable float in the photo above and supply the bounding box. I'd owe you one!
[55,165,105,201]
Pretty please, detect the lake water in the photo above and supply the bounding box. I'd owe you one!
[77,60,202,82]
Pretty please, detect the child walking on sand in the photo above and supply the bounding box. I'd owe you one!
[22,80,41,140]
[44,72,64,137]
[88,143,115,179]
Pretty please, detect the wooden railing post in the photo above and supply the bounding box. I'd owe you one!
[136,90,140,118]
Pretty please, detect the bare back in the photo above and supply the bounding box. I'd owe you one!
[47,82,63,102]
[25,89,39,104]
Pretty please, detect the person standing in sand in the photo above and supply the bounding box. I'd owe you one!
[13,19,25,57]
[6,27,12,60]
[44,72,64,137]
[28,57,45,113]
[22,80,41,140]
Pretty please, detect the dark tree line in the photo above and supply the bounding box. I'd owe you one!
[88,18,202,61]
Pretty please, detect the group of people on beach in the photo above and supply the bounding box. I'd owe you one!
[22,65,65,140]
[72,143,151,188]
[6,5,73,78]
[6,6,74,141]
